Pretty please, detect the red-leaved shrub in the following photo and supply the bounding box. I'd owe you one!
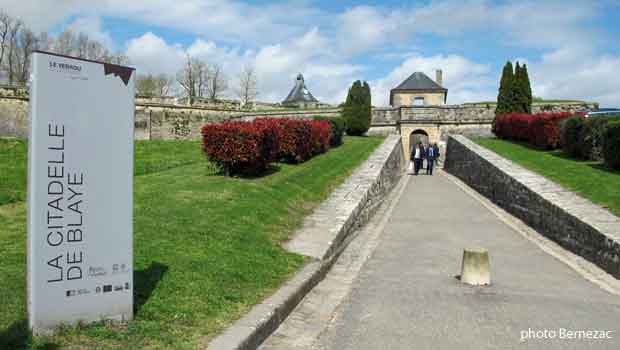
[253,118,285,163]
[493,113,533,141]
[493,112,579,149]
[529,112,574,149]
[201,121,271,175]
[201,117,333,175]
[278,119,315,163]
[308,120,331,155]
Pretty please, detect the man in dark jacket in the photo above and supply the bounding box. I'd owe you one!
[425,143,437,175]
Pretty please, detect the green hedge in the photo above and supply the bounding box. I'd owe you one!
[560,116,583,158]
[561,116,611,161]
[580,117,609,161]
[603,121,620,170]
[314,116,346,147]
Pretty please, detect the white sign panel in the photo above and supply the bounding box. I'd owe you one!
[27,51,135,333]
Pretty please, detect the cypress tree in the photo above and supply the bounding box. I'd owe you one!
[343,80,371,136]
[496,61,514,116]
[512,62,524,113]
[522,63,532,114]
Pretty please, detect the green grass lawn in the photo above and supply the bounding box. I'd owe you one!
[0,139,206,206]
[474,138,620,216]
[0,136,384,350]
[0,138,28,205]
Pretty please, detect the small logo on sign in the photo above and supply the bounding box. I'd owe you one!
[88,266,107,277]
[103,285,112,293]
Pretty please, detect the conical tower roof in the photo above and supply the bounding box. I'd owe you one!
[283,74,318,104]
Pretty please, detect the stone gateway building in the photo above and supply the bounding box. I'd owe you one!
[282,74,319,108]
[371,69,596,158]
[390,70,447,107]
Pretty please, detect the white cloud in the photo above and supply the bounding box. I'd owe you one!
[530,52,620,107]
[125,30,362,105]
[253,28,362,104]
[3,0,619,106]
[371,54,494,106]
[0,0,86,31]
[66,16,115,50]
[126,32,186,75]
[336,6,402,56]
[1,0,324,46]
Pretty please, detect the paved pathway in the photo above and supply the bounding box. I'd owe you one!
[262,171,620,350]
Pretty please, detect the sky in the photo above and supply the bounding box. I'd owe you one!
[2,0,620,107]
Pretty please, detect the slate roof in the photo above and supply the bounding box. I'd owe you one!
[392,72,446,91]
[283,74,318,104]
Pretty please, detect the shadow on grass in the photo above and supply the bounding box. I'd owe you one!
[588,162,620,175]
[210,164,282,179]
[0,263,168,349]
[0,319,60,350]
[134,262,169,316]
[548,150,600,164]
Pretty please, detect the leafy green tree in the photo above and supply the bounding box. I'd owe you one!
[343,80,371,136]
[495,61,514,116]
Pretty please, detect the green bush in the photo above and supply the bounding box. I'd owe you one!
[314,116,346,147]
[603,121,620,170]
[560,116,584,158]
[580,117,609,161]
[343,80,371,136]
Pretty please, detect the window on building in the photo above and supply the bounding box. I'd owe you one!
[414,97,425,106]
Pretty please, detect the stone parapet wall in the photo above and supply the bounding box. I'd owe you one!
[444,135,620,278]
[286,134,405,260]
[210,135,405,350]
[0,97,28,138]
[0,91,341,139]
[140,108,341,140]
[371,102,600,126]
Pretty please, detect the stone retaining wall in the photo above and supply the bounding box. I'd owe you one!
[285,134,405,260]
[209,135,405,350]
[444,135,620,278]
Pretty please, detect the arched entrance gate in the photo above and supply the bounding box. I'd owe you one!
[409,129,429,154]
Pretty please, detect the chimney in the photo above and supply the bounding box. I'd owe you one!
[435,69,443,87]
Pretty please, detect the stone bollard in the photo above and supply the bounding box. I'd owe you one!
[460,248,490,286]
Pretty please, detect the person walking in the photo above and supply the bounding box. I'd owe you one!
[426,143,437,175]
[410,142,424,175]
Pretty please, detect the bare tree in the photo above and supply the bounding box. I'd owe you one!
[177,55,216,104]
[6,19,21,84]
[55,29,75,56]
[0,12,131,85]
[235,64,258,107]
[177,54,198,105]
[76,32,89,58]
[154,73,174,96]
[206,63,227,101]
[17,28,36,83]
[0,11,13,71]
[194,59,208,98]
[137,73,175,97]
[86,40,109,61]
[37,31,52,51]
[136,74,157,96]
